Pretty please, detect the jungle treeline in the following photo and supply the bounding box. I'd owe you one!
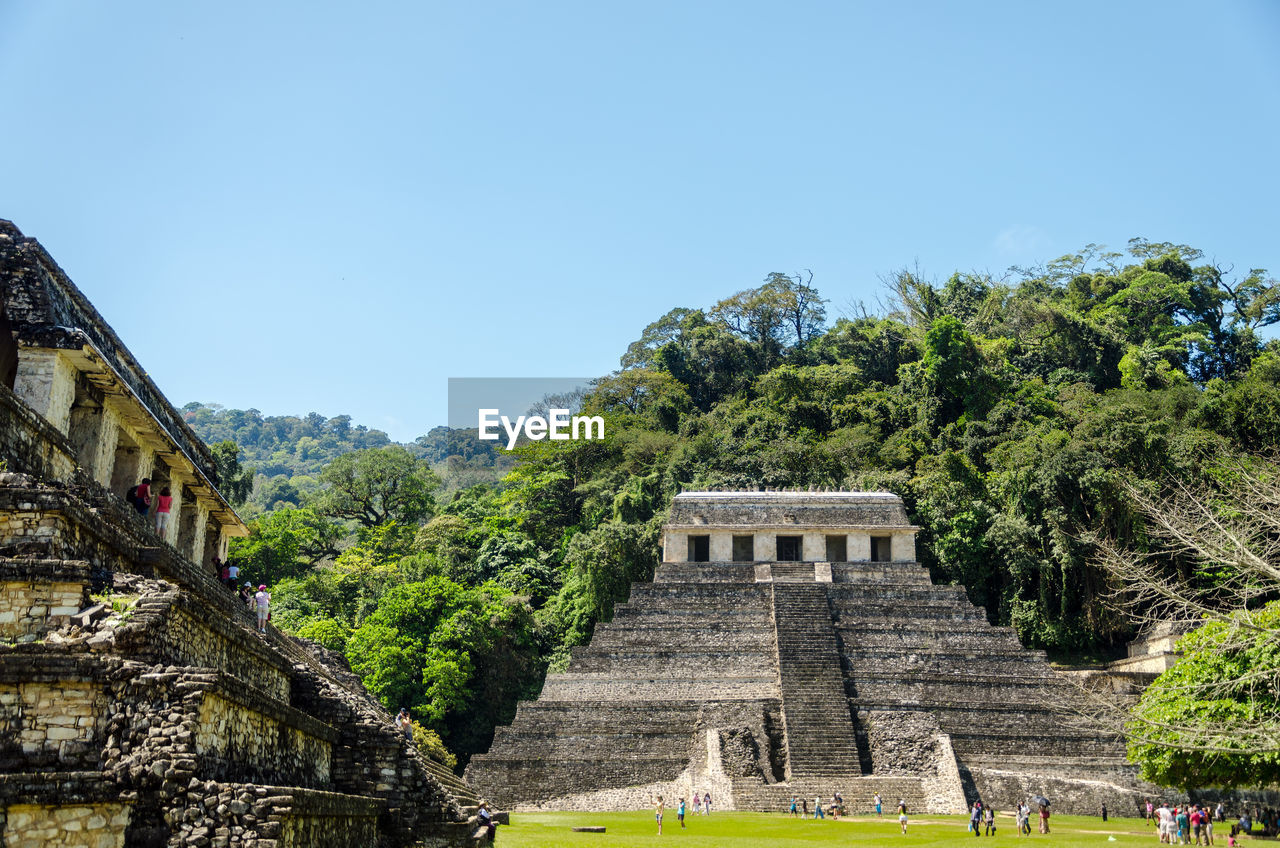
[189,239,1280,767]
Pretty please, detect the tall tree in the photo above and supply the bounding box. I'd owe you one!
[315,446,440,527]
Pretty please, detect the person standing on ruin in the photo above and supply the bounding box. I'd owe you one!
[227,558,239,588]
[153,486,173,534]
[134,477,152,516]
[254,584,271,633]
[654,796,664,835]
[396,707,413,740]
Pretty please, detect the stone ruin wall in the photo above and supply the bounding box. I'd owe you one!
[0,221,489,847]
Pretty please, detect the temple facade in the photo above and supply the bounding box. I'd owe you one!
[467,490,1164,814]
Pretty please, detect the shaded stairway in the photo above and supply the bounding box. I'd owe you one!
[771,582,861,778]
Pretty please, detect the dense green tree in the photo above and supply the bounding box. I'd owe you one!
[1127,606,1280,789]
[315,446,440,527]
[228,507,343,584]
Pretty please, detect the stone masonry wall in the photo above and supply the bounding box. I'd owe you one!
[0,572,87,642]
[0,385,77,483]
[0,802,130,848]
[194,692,332,787]
[0,681,103,770]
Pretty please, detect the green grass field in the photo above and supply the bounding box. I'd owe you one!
[495,811,1168,848]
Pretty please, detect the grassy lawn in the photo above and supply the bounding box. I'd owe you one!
[496,812,1165,848]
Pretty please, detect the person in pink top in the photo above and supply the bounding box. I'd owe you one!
[154,486,173,534]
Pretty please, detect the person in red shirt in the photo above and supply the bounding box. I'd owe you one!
[154,486,173,534]
[134,477,152,516]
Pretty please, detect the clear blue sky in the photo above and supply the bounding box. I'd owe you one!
[3,1,1277,442]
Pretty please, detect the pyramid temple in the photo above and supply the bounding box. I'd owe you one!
[0,221,486,847]
[467,490,1160,814]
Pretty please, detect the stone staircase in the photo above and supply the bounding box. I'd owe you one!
[469,551,1160,815]
[771,583,861,778]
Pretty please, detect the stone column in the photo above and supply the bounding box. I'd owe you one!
[892,531,916,562]
[801,532,824,562]
[849,533,871,562]
[753,531,776,562]
[709,533,732,563]
[88,408,121,486]
[664,532,687,563]
[169,482,190,549]
[13,349,76,434]
[189,504,209,566]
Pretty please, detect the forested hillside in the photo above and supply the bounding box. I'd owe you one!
[205,239,1280,769]
[182,404,512,514]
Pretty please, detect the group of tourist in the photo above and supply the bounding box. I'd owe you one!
[968,801,998,835]
[653,792,713,833]
[1150,800,1218,844]
[789,792,845,820]
[124,476,173,534]
[123,478,270,632]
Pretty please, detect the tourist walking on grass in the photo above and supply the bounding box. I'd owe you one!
[898,799,908,834]
[154,486,173,534]
[815,796,824,820]
[1039,803,1051,834]
[986,805,997,836]
[703,792,711,816]
[254,584,271,633]
[693,793,702,816]
[1017,802,1030,836]
[1205,809,1215,845]
[1158,802,1174,843]
[789,797,797,818]
[970,801,983,836]
[1103,802,1108,822]
[678,797,686,829]
[834,792,843,820]
[875,792,883,817]
[802,799,808,818]
[654,796,664,835]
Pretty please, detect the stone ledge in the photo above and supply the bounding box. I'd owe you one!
[0,557,92,584]
[0,771,119,805]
